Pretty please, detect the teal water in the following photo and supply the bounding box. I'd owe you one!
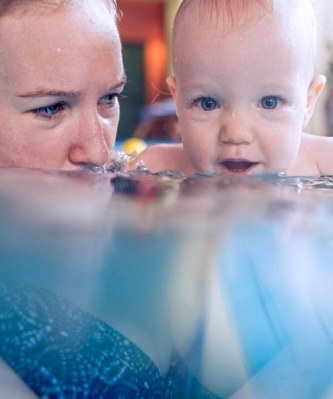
[1,167,333,398]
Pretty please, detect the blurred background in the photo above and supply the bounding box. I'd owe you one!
[116,0,333,144]
[117,0,180,143]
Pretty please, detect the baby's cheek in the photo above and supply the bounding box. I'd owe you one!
[273,136,300,171]
[191,148,215,173]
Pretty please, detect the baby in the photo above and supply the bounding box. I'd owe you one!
[0,0,126,171]
[132,0,331,177]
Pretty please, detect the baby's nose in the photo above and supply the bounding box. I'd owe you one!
[219,112,254,145]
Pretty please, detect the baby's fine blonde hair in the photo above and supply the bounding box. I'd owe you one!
[175,0,272,30]
[172,0,318,66]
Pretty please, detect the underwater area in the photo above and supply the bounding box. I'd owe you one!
[1,165,333,398]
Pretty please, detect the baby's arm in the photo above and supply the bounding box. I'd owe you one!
[313,135,333,176]
[127,143,195,176]
[301,134,333,176]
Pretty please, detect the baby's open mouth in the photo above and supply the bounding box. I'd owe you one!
[219,159,259,174]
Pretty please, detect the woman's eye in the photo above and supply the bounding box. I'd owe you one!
[100,93,121,107]
[261,96,281,110]
[194,97,218,111]
[32,102,65,119]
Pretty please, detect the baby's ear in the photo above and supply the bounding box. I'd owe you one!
[166,76,178,100]
[166,76,180,117]
[303,74,326,128]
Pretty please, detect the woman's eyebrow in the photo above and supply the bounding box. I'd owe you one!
[16,89,79,98]
[15,74,127,98]
[116,74,127,88]
[103,75,127,94]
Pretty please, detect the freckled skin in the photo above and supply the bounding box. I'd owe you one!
[0,0,125,171]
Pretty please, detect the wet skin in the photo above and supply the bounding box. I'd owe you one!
[0,1,125,170]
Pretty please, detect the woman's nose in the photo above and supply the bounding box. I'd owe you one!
[68,113,117,168]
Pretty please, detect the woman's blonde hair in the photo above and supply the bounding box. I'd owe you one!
[0,0,119,20]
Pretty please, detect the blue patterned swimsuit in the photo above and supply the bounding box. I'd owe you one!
[0,284,218,399]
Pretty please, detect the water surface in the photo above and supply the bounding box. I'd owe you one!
[1,167,333,398]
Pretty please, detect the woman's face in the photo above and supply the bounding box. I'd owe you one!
[0,0,125,170]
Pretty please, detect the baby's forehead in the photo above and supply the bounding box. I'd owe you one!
[173,0,317,59]
[175,0,316,36]
[174,0,271,33]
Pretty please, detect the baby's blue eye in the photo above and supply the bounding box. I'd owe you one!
[198,97,218,111]
[201,98,217,111]
[261,96,279,110]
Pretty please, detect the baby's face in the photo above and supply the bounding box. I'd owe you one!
[169,7,318,175]
[0,0,125,170]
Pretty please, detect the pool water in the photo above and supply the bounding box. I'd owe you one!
[1,167,333,398]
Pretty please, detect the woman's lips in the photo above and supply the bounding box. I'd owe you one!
[218,159,259,175]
